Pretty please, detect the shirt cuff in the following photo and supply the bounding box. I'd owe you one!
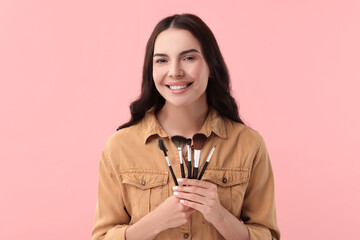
[246,224,273,240]
[103,225,129,240]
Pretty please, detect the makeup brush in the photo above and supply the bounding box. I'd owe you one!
[186,138,192,179]
[157,139,178,186]
[198,145,216,180]
[192,133,207,179]
[171,135,187,178]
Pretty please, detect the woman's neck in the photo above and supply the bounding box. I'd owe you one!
[156,101,209,139]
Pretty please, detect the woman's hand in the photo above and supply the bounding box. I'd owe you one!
[172,178,226,225]
[125,195,195,240]
[152,195,196,231]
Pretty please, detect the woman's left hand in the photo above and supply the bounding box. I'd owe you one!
[172,178,226,225]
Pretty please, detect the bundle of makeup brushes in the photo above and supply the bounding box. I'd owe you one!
[157,133,216,186]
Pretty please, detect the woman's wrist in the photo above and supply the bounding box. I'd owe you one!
[208,204,227,226]
[125,210,162,240]
[146,209,165,235]
[210,206,249,240]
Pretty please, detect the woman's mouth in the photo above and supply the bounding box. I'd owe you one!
[166,83,193,90]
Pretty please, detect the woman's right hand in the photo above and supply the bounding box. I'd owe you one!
[125,195,195,240]
[153,195,195,231]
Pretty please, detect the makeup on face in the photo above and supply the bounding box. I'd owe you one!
[152,29,210,108]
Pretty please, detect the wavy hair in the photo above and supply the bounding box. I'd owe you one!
[117,13,244,130]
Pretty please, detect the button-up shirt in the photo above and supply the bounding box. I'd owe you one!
[91,107,280,240]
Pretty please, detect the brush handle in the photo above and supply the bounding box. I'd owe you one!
[187,145,192,179]
[187,160,192,179]
[198,161,209,180]
[180,163,185,178]
[186,144,192,179]
[193,149,201,179]
[193,167,198,180]
[169,165,178,186]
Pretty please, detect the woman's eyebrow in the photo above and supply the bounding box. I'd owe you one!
[153,48,200,57]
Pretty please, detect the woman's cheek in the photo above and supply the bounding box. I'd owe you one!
[153,68,166,85]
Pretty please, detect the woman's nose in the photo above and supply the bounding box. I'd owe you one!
[168,62,184,78]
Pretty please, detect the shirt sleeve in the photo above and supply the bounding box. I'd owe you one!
[91,147,130,240]
[241,135,281,240]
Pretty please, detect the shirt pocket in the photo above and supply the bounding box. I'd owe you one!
[121,169,169,223]
[201,168,249,217]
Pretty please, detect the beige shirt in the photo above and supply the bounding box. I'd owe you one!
[91,108,280,240]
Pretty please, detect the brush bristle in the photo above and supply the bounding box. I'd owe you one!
[186,138,192,145]
[193,133,207,150]
[171,135,187,149]
[157,139,167,153]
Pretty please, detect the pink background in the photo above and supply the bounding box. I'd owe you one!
[1,0,359,239]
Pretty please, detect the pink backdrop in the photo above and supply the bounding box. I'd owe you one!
[1,0,359,239]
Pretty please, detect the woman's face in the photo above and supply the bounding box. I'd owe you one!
[152,29,210,108]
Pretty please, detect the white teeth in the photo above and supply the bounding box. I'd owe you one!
[169,85,188,90]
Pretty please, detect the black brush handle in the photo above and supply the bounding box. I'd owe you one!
[198,161,209,180]
[187,161,192,179]
[193,167,198,180]
[180,163,185,178]
[169,165,178,186]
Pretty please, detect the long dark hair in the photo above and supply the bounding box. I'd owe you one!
[117,13,244,130]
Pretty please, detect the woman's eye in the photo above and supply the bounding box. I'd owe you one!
[183,56,195,61]
[155,59,167,64]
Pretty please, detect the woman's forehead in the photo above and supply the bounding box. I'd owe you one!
[154,29,203,55]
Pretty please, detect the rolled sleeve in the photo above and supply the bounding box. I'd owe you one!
[91,148,130,240]
[241,136,280,240]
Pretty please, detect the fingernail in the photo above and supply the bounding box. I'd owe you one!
[173,192,179,196]
[180,199,185,203]
[177,178,183,182]
[172,186,179,190]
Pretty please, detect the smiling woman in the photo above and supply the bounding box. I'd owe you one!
[153,29,210,110]
[92,13,280,240]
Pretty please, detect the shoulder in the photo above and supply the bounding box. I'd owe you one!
[223,119,271,173]
[224,118,264,151]
[102,120,145,154]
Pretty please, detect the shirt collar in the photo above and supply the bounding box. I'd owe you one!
[142,107,227,144]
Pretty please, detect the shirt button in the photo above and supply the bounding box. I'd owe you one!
[222,178,227,184]
[141,180,146,186]
[183,233,189,239]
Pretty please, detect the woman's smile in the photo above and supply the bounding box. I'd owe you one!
[153,29,210,107]
[166,81,193,93]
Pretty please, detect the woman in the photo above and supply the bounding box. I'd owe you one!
[92,14,280,240]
